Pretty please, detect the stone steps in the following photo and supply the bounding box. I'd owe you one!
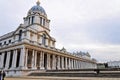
[28,68,120,78]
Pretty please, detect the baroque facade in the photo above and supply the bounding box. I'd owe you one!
[0,1,97,76]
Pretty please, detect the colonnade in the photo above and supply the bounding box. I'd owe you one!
[0,47,96,70]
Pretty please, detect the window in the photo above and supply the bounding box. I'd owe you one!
[43,19,45,26]
[9,40,11,43]
[19,30,22,41]
[42,34,46,45]
[28,17,30,24]
[40,17,42,25]
[31,16,34,24]
[0,43,2,46]
[4,41,6,45]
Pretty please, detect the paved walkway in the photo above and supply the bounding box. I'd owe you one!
[5,76,120,80]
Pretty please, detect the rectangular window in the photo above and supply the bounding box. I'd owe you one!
[40,17,42,25]
[28,17,30,24]
[43,19,45,26]
[4,41,6,45]
[9,40,11,43]
[31,16,34,24]
[0,43,2,46]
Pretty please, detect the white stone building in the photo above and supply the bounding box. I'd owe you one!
[107,61,120,68]
[0,1,97,76]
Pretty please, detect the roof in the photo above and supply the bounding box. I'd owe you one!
[0,31,14,41]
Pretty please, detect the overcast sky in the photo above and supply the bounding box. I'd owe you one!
[0,0,120,62]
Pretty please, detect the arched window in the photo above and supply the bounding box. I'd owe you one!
[42,34,46,45]
[19,30,22,41]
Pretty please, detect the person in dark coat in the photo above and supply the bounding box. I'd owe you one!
[0,71,2,80]
[1,71,6,80]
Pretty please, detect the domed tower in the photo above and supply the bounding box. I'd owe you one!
[23,0,50,33]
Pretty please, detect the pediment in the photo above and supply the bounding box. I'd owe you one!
[13,25,25,35]
[38,31,56,41]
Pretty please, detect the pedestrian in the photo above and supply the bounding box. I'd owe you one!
[1,71,6,80]
[0,71,2,80]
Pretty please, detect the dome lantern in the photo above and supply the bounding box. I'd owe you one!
[27,0,47,16]
[36,0,40,6]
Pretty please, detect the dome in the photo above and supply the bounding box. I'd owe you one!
[28,1,46,15]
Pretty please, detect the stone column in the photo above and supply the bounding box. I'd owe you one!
[11,50,17,69]
[75,60,77,69]
[32,50,37,69]
[74,60,76,69]
[61,57,64,69]
[65,57,68,69]
[70,59,72,69]
[57,56,60,70]
[19,47,25,69]
[34,51,37,69]
[77,61,79,69]
[47,53,51,70]
[71,59,73,69]
[0,52,5,69]
[40,52,44,69]
[80,61,82,69]
[24,48,28,69]
[52,55,56,70]
[73,60,75,69]
[81,62,84,69]
[78,61,80,69]
[5,51,10,69]
[68,58,71,69]
[76,60,78,69]
[80,61,81,69]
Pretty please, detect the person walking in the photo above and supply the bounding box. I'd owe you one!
[0,71,2,80]
[1,71,6,80]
